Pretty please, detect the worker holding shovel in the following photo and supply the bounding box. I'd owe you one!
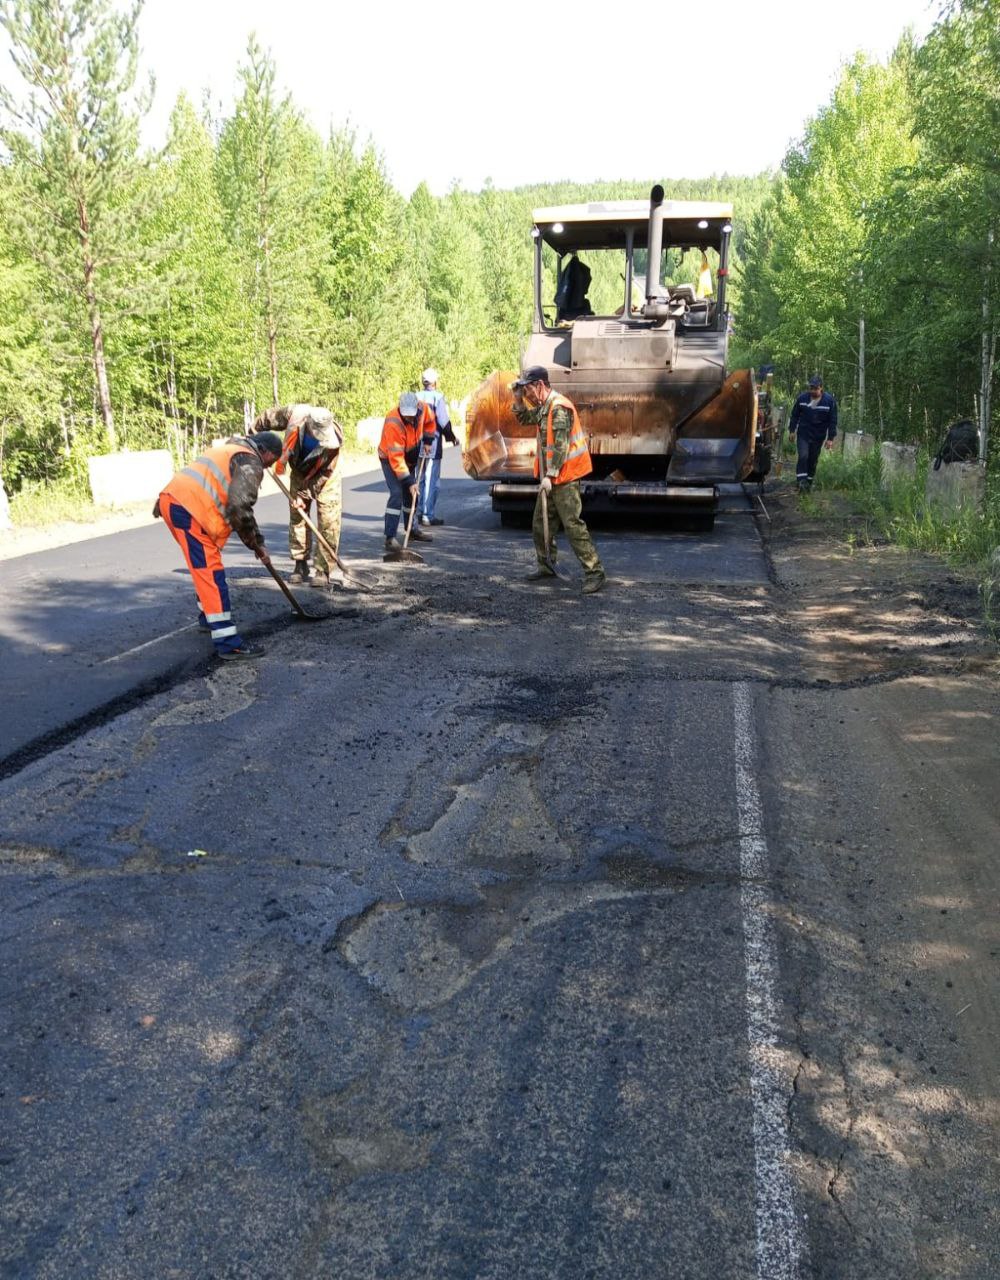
[155,432,284,660]
[512,365,606,595]
[253,404,345,589]
[378,392,438,556]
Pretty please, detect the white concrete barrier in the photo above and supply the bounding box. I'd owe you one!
[356,417,383,451]
[843,432,875,460]
[925,459,986,514]
[0,480,10,531]
[880,442,918,487]
[87,450,174,509]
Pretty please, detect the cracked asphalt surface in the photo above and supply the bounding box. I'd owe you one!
[1,455,998,1279]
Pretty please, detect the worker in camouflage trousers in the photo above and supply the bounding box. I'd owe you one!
[512,365,606,595]
[253,405,345,589]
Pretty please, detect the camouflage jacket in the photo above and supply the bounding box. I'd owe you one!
[512,390,574,479]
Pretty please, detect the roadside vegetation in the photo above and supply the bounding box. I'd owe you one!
[792,442,1000,635]
[0,0,995,567]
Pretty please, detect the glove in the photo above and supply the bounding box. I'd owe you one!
[539,476,553,494]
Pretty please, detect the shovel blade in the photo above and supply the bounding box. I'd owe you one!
[383,547,425,564]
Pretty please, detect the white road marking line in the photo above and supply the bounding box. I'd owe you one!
[100,624,197,664]
[733,681,807,1279]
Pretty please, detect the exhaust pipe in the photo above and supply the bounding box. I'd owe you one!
[643,184,669,318]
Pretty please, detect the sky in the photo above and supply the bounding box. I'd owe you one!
[138,0,936,195]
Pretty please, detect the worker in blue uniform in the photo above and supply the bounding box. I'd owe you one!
[789,375,838,492]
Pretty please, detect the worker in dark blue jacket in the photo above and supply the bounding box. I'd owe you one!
[789,375,838,492]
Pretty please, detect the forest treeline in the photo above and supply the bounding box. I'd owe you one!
[0,0,995,502]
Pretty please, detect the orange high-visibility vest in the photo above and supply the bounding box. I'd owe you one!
[378,403,437,479]
[162,442,258,546]
[533,392,592,484]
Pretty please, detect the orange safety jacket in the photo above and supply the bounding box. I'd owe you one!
[161,442,258,547]
[533,392,592,484]
[378,402,437,480]
[274,423,339,488]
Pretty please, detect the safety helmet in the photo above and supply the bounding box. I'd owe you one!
[422,368,438,386]
[399,391,420,418]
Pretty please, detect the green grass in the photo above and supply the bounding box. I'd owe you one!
[8,475,129,528]
[797,439,1000,630]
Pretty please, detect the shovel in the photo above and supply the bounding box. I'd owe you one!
[261,556,327,621]
[271,472,374,593]
[384,454,429,565]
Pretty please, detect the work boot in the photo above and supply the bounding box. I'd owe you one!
[409,526,433,543]
[217,643,264,661]
[309,571,330,590]
[385,536,397,552]
[288,559,311,584]
[582,572,607,595]
[526,565,556,582]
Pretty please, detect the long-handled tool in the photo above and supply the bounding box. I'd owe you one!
[261,555,326,621]
[539,483,568,580]
[271,472,373,593]
[384,454,428,565]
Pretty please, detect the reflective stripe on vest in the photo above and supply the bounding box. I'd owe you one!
[165,443,256,545]
[534,392,592,484]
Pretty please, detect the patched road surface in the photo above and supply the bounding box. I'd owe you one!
[2,457,998,1279]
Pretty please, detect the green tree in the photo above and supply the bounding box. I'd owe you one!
[0,0,155,449]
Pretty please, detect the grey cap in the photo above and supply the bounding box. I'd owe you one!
[399,392,420,417]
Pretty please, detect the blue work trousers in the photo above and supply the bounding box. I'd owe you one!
[381,459,416,540]
[795,432,826,486]
[418,455,442,521]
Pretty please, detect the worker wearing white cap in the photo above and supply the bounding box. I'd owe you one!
[416,368,459,526]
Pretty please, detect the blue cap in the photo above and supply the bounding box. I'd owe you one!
[808,375,823,388]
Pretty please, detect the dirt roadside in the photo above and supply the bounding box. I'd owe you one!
[759,481,1000,1278]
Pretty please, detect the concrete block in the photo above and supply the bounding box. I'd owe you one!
[0,480,10,531]
[925,459,986,514]
[843,432,875,460]
[880,442,918,488]
[356,417,383,451]
[87,450,174,509]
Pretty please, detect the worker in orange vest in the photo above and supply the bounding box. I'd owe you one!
[155,432,283,660]
[378,391,438,550]
[512,365,606,594]
[253,404,345,588]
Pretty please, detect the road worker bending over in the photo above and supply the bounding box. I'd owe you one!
[253,404,345,589]
[378,391,438,551]
[155,431,283,661]
[511,365,606,595]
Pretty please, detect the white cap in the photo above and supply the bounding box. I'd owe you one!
[422,368,438,386]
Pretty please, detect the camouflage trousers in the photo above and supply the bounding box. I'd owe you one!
[288,464,342,574]
[532,480,603,576]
